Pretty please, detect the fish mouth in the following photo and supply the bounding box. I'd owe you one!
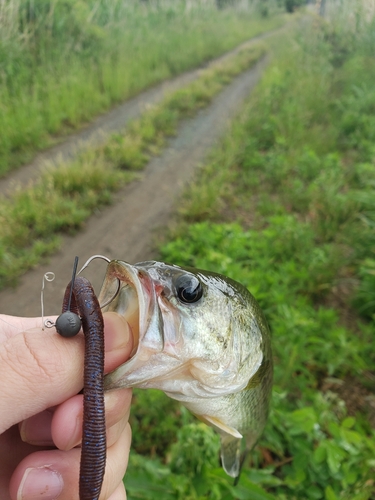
[98,260,159,389]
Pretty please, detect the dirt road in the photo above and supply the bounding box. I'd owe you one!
[0,49,269,318]
[0,28,277,195]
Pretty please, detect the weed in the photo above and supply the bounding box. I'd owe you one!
[0,40,267,288]
[0,0,285,175]
[125,8,375,498]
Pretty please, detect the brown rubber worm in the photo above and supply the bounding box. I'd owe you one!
[58,276,106,500]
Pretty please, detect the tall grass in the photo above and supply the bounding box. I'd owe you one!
[0,41,266,289]
[0,0,284,175]
[123,6,375,499]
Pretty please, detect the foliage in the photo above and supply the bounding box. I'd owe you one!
[0,159,133,285]
[284,0,304,13]
[2,2,375,498]
[130,389,191,457]
[0,41,266,289]
[158,221,374,497]
[0,0,285,175]
[125,9,375,499]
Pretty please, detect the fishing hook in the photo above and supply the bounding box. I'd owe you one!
[78,254,121,309]
[77,255,111,275]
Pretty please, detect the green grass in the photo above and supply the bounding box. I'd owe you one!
[124,12,375,500]
[0,41,267,289]
[0,0,286,176]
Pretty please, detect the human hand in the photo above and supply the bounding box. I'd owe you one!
[0,312,133,500]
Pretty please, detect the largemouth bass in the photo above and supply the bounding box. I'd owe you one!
[99,260,273,478]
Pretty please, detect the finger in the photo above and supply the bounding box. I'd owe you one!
[0,425,40,497]
[0,312,132,434]
[19,409,55,446]
[106,394,131,449]
[9,423,131,500]
[108,481,127,500]
[50,388,131,450]
[0,315,48,343]
[98,423,132,500]
[0,327,84,434]
[0,312,132,365]
[9,448,81,500]
[103,312,133,373]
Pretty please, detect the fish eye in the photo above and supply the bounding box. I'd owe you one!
[175,274,203,304]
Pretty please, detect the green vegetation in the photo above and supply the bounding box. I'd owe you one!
[284,0,305,13]
[125,9,375,500]
[0,41,266,288]
[0,0,285,175]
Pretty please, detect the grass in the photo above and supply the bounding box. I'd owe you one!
[123,10,375,500]
[0,41,267,289]
[0,0,286,176]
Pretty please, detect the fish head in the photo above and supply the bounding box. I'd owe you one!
[100,260,265,402]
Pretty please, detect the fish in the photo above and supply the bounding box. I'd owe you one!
[99,260,273,478]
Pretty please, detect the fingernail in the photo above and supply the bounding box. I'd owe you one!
[18,467,63,500]
[19,410,54,445]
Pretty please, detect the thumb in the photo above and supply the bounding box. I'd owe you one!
[0,324,85,434]
[0,312,133,434]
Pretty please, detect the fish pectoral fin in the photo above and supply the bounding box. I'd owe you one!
[220,433,242,478]
[197,415,243,478]
[199,415,243,439]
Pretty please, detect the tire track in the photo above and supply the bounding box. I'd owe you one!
[0,56,268,317]
[0,27,281,196]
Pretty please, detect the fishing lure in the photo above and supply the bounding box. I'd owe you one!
[54,258,106,500]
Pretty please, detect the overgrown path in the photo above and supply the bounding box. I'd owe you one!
[1,55,268,317]
[0,27,280,196]
[0,17,297,317]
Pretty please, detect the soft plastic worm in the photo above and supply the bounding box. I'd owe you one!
[61,276,106,500]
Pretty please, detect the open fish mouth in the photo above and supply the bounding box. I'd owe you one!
[98,260,212,393]
[98,260,160,389]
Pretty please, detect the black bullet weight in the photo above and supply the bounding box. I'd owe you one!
[55,310,82,337]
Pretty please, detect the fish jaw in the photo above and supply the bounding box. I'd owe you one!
[100,261,196,390]
[98,260,167,389]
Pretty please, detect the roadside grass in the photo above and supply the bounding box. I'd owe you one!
[0,42,267,289]
[124,15,375,500]
[0,0,286,176]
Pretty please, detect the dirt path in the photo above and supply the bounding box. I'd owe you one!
[0,14,295,318]
[0,27,279,196]
[0,55,268,318]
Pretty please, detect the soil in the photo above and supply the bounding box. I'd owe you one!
[0,35,274,318]
[321,376,375,428]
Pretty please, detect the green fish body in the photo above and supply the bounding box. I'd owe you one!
[99,260,273,478]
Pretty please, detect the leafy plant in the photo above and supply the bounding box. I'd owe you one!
[0,40,266,289]
[0,0,285,175]
[124,11,375,498]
